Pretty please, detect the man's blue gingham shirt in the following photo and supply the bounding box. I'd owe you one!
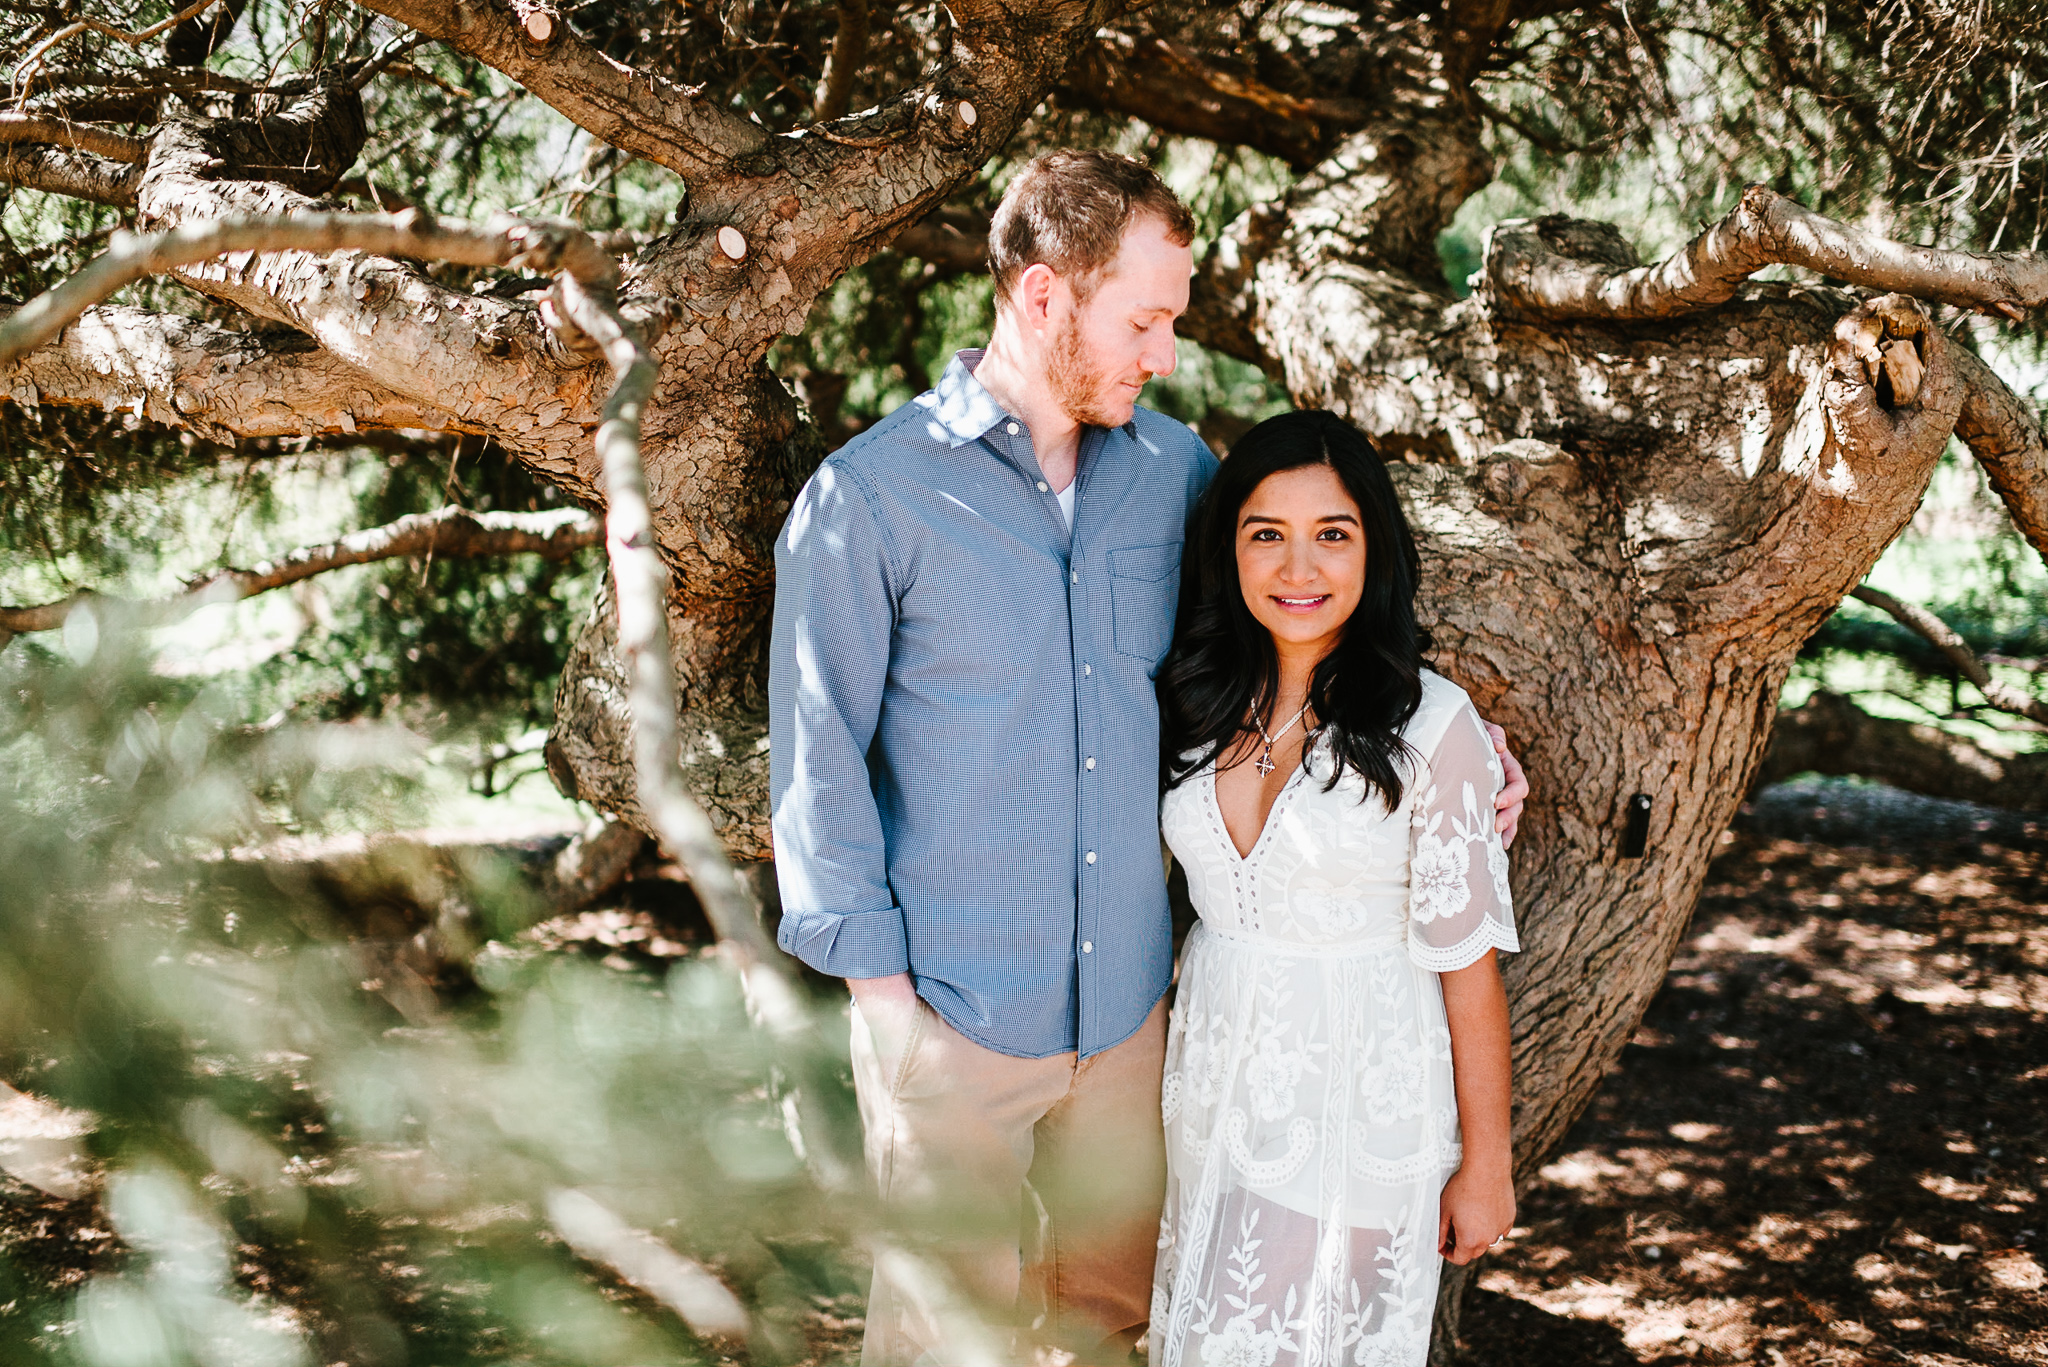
[770,350,1218,1059]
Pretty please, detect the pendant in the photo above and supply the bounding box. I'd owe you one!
[1255,746,1276,776]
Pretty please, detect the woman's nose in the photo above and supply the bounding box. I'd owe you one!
[1279,541,1317,582]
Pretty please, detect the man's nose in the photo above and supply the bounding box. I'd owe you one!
[1142,328,1177,379]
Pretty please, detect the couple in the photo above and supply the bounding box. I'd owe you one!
[770,150,1526,1367]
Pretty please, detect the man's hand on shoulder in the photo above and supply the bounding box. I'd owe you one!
[1484,722,1530,848]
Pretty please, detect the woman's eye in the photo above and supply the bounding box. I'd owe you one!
[1250,529,1281,542]
[1318,528,1349,541]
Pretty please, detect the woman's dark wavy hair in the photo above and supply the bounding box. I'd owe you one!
[1160,409,1431,809]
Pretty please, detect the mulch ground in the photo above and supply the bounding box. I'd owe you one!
[3,782,2042,1365]
[1459,784,2047,1367]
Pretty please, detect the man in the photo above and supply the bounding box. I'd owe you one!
[770,150,1526,1366]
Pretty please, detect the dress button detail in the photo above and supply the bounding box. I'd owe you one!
[1070,569,1078,584]
[1083,663,1091,676]
[1006,422,1020,435]
[1085,757,1095,770]
[1037,480,1049,492]
[1082,941,1093,954]
[1085,850,1096,864]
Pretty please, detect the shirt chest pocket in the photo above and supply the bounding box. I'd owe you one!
[1108,542,1182,669]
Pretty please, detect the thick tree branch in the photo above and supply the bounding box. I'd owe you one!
[120,101,614,467]
[1949,345,2048,568]
[0,142,140,207]
[813,0,872,124]
[1056,31,1369,170]
[350,0,766,178]
[137,76,367,202]
[1757,690,2048,810]
[163,0,250,66]
[3,305,461,441]
[1848,585,2048,725]
[0,209,614,368]
[1486,184,2048,323]
[0,506,598,644]
[0,114,145,163]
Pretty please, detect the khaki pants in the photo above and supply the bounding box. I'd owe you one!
[851,993,1168,1367]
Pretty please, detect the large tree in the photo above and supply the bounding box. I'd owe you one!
[4,0,2047,1347]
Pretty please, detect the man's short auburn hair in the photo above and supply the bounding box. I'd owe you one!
[987,149,1196,307]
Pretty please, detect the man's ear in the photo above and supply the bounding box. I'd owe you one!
[1013,262,1062,333]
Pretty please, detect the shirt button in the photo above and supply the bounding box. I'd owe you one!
[1007,422,1020,435]
[1085,757,1095,770]
[1082,941,1094,954]
[1070,569,1078,584]
[1037,480,1049,492]
[1085,850,1096,864]
[1083,663,1092,676]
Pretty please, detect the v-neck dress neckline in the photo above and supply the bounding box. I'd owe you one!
[1206,741,1314,864]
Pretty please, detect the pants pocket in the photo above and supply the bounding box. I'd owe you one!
[889,999,932,1099]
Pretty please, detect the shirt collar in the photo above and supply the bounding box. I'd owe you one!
[929,348,1139,447]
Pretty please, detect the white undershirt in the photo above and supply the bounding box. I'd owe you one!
[1055,480,1076,528]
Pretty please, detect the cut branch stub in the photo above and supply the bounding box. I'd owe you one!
[1813,294,1956,472]
[716,225,748,261]
[511,0,560,47]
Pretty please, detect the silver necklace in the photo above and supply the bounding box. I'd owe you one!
[1253,701,1312,776]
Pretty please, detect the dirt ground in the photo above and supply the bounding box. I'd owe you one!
[1458,781,2048,1367]
[2,780,2042,1365]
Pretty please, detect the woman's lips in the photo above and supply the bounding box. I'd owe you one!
[1271,594,1331,613]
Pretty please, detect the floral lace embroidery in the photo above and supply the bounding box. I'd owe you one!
[1153,674,1519,1367]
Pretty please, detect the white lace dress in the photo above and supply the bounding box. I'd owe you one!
[1150,671,1519,1367]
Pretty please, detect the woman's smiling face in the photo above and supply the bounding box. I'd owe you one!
[1235,462,1368,661]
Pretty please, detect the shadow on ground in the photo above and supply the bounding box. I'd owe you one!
[3,778,2041,1365]
[1458,778,2047,1367]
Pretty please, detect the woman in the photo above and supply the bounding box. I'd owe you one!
[1149,410,1519,1367]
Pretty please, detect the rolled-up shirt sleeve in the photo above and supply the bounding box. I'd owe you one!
[769,458,910,979]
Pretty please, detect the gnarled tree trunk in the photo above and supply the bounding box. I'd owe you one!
[6,0,2048,1352]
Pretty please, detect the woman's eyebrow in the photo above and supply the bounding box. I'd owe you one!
[1239,511,1361,526]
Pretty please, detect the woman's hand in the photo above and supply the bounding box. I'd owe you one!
[1438,1161,1516,1264]
[1438,950,1515,1265]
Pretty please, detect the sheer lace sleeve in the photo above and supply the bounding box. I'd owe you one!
[1405,701,1520,971]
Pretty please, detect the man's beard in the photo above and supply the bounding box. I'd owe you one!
[1047,313,1143,428]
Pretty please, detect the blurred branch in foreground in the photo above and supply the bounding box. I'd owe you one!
[0,200,1000,1365]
